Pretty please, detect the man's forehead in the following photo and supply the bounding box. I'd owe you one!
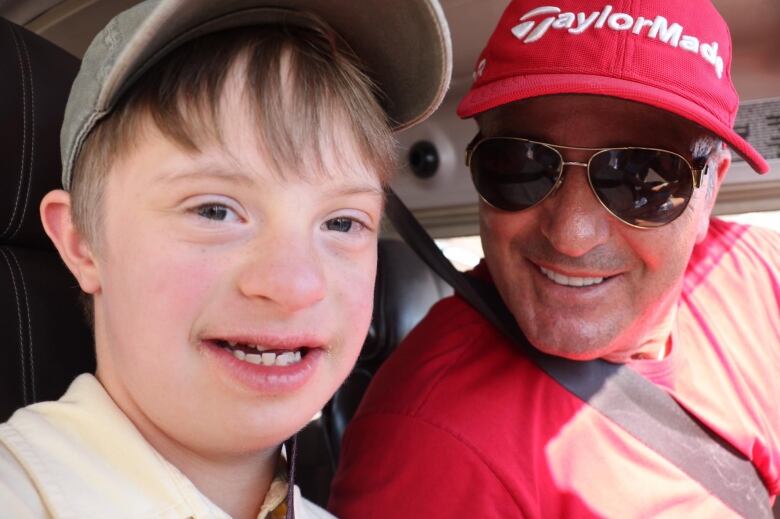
[476,94,709,150]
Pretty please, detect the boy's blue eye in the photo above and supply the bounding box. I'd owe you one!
[197,204,230,221]
[326,217,354,233]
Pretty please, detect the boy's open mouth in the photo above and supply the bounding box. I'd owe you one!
[213,340,311,367]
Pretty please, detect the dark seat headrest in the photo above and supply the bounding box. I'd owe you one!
[0,18,79,250]
[0,18,93,422]
[363,239,454,363]
[323,238,453,459]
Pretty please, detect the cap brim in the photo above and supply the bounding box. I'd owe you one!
[104,0,452,132]
[458,73,769,174]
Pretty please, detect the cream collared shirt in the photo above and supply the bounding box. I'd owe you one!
[0,374,334,519]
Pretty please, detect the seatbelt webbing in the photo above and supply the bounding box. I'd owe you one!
[384,189,771,519]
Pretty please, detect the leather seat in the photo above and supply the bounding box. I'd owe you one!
[324,239,453,457]
[296,238,453,505]
[0,18,94,422]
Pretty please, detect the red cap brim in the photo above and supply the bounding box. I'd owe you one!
[458,73,769,174]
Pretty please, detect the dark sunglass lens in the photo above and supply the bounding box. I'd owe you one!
[470,139,560,211]
[589,149,694,227]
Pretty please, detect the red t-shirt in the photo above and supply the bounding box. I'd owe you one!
[329,219,779,518]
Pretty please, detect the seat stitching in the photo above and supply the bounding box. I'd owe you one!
[9,26,36,241]
[8,249,35,401]
[0,248,28,405]
[0,24,28,239]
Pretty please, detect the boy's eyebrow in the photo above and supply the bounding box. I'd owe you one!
[156,162,385,196]
[158,165,256,187]
[321,183,385,197]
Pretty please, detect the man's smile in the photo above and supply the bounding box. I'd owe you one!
[538,265,606,287]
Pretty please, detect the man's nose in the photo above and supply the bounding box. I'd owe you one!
[538,164,611,258]
[237,235,327,312]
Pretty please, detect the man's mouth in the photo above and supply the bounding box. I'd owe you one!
[214,340,309,367]
[539,266,607,287]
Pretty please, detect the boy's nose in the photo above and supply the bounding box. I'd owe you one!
[539,165,611,258]
[237,238,327,312]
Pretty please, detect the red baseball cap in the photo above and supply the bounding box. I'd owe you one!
[458,0,769,174]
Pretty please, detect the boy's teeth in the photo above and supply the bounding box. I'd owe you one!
[262,352,276,366]
[228,345,304,366]
[244,352,261,364]
[277,352,294,366]
[539,266,604,287]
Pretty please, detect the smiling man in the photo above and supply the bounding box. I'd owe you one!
[330,1,780,517]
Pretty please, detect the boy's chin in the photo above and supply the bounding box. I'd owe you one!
[197,341,345,442]
[162,389,328,459]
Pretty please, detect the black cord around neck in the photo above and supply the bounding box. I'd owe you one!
[283,434,298,519]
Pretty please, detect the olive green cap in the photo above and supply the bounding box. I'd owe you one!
[60,0,452,188]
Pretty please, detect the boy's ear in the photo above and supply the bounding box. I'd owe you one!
[40,190,101,294]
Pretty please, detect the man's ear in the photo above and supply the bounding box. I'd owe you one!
[696,146,731,243]
[40,190,101,294]
[713,145,731,186]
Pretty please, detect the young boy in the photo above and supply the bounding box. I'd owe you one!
[0,1,450,517]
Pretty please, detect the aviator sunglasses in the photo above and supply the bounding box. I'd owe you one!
[465,135,709,228]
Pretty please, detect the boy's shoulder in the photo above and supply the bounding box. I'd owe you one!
[0,375,224,517]
[0,440,46,517]
[0,374,334,518]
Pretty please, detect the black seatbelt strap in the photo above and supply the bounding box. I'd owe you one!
[284,434,298,519]
[384,189,771,518]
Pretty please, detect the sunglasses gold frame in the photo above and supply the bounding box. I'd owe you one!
[465,135,709,229]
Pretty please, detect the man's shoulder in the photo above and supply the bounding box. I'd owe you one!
[353,290,570,428]
[694,218,779,264]
[734,219,780,259]
[391,292,501,365]
[355,294,496,413]
[685,218,780,294]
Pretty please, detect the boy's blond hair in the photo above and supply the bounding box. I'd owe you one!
[70,15,396,245]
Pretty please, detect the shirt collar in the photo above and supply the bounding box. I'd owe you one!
[2,373,289,518]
